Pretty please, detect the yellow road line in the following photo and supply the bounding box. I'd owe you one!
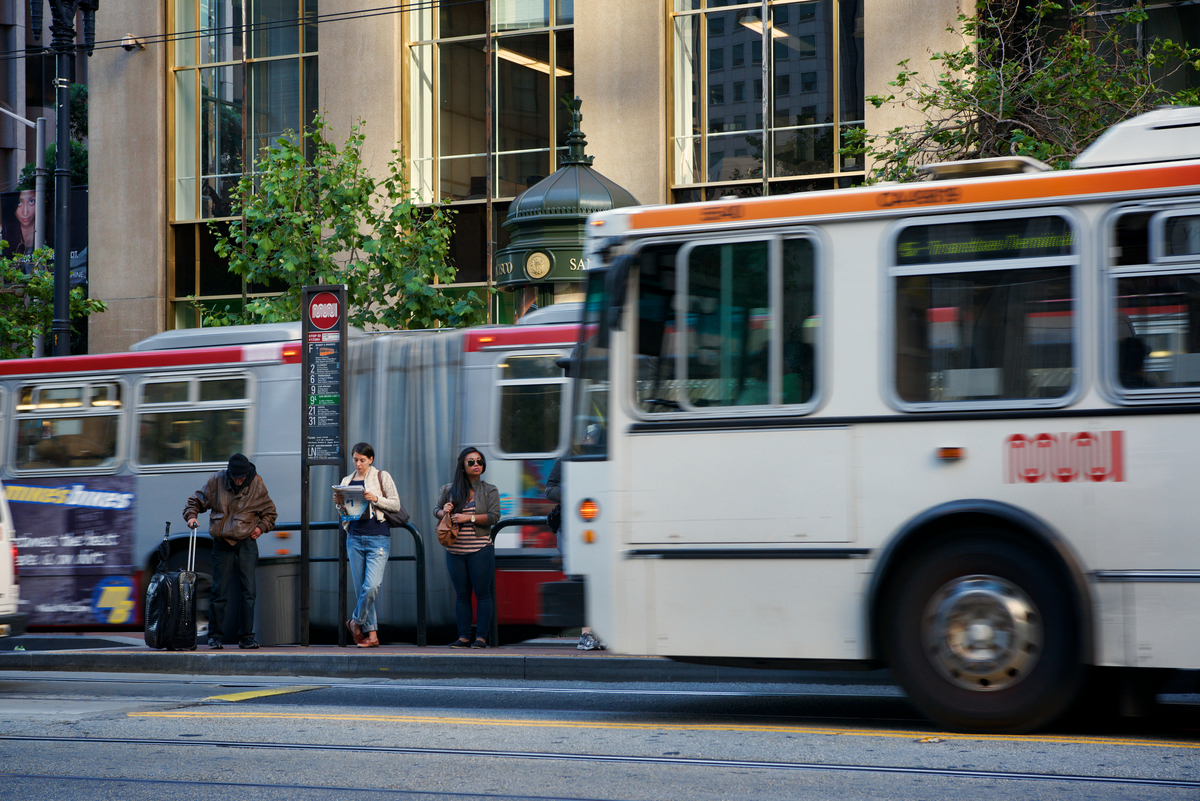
[202,686,320,702]
[128,710,1200,749]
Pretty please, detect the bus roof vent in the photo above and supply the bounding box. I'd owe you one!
[1074,106,1200,169]
[919,156,1051,180]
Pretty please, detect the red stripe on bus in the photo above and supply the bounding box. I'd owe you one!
[464,325,581,352]
[0,346,250,377]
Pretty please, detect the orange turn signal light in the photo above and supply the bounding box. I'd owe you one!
[937,447,965,461]
[579,499,599,521]
[583,530,596,543]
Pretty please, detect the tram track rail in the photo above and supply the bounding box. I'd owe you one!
[2,734,1198,790]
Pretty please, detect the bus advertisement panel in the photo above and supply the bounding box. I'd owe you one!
[5,476,137,626]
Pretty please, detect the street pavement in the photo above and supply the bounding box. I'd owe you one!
[1,654,1198,800]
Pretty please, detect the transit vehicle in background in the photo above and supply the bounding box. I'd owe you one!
[561,107,1200,732]
[0,306,581,638]
[0,480,26,638]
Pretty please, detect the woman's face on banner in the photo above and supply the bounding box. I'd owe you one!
[15,190,35,232]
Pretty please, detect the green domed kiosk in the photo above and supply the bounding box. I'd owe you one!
[495,98,639,320]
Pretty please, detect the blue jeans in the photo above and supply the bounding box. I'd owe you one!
[348,534,390,633]
[445,544,494,641]
[210,537,257,643]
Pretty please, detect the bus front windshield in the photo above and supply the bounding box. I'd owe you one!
[570,268,609,458]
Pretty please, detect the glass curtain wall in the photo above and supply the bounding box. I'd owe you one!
[671,0,864,201]
[408,1,574,314]
[170,1,319,328]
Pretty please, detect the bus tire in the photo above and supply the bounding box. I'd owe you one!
[881,530,1083,733]
[166,548,214,638]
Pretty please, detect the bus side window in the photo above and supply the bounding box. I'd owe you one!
[893,214,1077,406]
[137,375,249,466]
[635,244,684,413]
[14,383,122,470]
[496,355,566,456]
[1113,210,1200,393]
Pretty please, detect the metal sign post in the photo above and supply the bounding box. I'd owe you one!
[300,285,348,646]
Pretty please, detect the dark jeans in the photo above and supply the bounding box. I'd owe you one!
[210,537,258,642]
[445,544,494,641]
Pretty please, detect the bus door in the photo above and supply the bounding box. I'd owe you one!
[620,235,857,657]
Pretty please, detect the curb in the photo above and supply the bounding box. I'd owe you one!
[0,650,894,685]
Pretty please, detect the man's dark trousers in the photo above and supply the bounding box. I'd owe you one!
[210,537,257,642]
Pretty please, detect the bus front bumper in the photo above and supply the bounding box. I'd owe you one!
[0,612,29,638]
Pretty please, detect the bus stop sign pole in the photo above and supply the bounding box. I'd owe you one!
[300,285,348,646]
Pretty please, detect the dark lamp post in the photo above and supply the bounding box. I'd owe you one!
[31,1,98,357]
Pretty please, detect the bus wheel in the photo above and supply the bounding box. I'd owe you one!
[882,532,1082,733]
[166,548,213,638]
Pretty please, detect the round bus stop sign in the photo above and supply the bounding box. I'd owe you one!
[308,291,341,330]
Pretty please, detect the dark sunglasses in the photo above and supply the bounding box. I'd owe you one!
[465,458,483,466]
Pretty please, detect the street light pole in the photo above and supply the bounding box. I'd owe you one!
[33,1,98,357]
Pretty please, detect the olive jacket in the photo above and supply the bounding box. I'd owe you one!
[184,471,278,545]
[435,480,500,541]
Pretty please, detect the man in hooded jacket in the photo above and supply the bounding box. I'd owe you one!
[184,453,278,649]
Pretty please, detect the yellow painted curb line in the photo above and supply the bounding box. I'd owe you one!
[130,709,1200,750]
[203,686,320,703]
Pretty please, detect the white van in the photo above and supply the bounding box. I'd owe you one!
[0,480,26,637]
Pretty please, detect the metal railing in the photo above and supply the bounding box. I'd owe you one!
[279,520,427,647]
[487,516,550,647]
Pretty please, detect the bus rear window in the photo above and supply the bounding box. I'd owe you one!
[496,355,565,456]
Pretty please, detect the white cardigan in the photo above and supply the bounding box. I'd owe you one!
[338,466,402,524]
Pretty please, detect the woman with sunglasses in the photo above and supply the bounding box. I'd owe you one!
[435,447,501,648]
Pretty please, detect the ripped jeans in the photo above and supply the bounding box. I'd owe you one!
[347,534,390,633]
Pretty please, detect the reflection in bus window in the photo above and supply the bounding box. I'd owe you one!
[137,375,248,466]
[1116,275,1200,390]
[497,356,564,456]
[896,267,1074,403]
[14,383,121,470]
[1163,215,1200,258]
[782,239,817,405]
[143,381,188,404]
[138,409,247,465]
[571,269,610,457]
[687,240,772,407]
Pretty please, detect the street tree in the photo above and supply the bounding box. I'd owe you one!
[0,248,107,359]
[196,117,485,329]
[849,1,1200,183]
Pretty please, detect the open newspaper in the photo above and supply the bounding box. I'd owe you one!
[332,484,368,524]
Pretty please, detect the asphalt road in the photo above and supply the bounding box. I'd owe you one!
[1,671,1198,800]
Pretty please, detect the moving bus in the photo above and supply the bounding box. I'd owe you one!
[561,107,1200,732]
[0,308,580,637]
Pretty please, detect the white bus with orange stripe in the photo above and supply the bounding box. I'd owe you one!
[0,311,581,637]
[560,107,1200,732]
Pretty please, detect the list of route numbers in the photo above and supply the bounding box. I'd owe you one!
[306,332,342,462]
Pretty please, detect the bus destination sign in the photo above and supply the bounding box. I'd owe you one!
[302,287,347,465]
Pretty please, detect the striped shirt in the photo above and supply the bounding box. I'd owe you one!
[446,499,490,554]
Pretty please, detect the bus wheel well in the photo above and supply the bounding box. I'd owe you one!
[869,507,1093,668]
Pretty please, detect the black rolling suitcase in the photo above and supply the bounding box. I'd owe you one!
[144,521,198,651]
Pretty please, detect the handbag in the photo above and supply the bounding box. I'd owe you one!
[376,470,410,527]
[436,510,459,547]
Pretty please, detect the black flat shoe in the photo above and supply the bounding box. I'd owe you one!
[448,639,471,649]
[239,639,260,649]
[472,638,487,649]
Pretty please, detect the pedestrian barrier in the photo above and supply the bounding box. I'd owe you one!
[488,516,550,647]
[276,520,427,647]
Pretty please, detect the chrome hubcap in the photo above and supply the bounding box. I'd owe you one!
[922,575,1041,691]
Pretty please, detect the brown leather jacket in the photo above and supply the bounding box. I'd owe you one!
[184,471,278,545]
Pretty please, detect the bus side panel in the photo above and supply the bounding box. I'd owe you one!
[644,559,868,660]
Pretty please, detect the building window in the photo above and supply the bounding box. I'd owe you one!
[671,0,865,201]
[407,1,575,321]
[169,1,319,328]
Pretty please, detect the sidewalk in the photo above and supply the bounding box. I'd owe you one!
[0,633,893,686]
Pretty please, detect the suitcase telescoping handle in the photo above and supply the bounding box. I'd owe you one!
[164,520,198,573]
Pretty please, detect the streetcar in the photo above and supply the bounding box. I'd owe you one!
[560,107,1200,732]
[0,306,581,638]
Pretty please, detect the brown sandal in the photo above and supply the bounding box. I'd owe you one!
[358,631,380,648]
[347,618,364,645]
